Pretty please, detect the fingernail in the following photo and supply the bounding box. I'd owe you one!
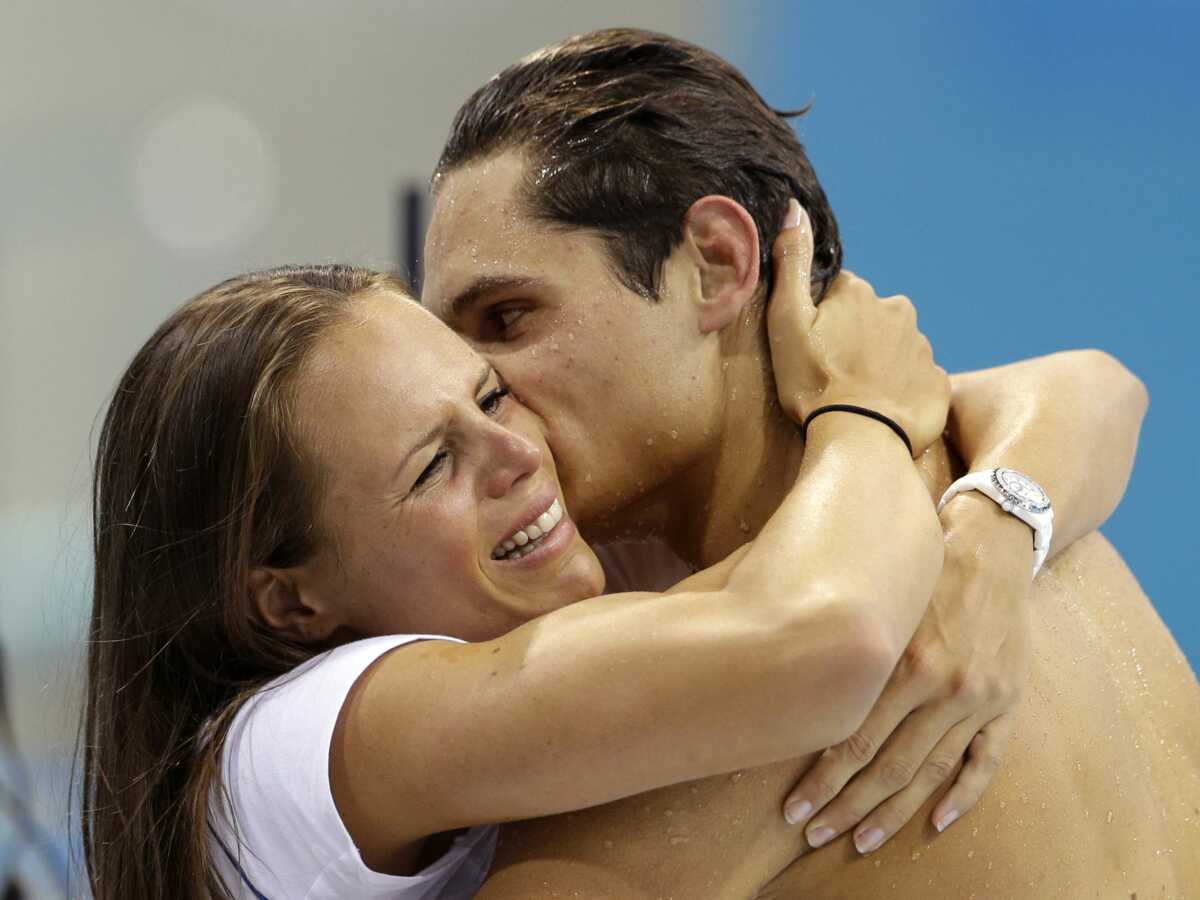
[806,825,837,848]
[783,799,812,825]
[854,827,886,854]
[934,808,960,833]
[782,198,802,229]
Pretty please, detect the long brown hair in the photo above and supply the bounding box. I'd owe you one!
[82,264,408,899]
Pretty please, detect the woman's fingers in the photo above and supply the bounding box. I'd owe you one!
[767,199,817,336]
[929,713,1014,835]
[796,699,970,848]
[781,673,927,830]
[842,717,979,854]
[765,199,821,425]
[792,713,1014,856]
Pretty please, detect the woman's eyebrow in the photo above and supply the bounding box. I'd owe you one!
[473,364,492,396]
[393,364,493,486]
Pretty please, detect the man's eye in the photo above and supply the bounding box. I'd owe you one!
[486,307,525,336]
[498,309,523,329]
[480,386,510,415]
[412,451,448,491]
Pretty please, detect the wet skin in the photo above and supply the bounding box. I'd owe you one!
[424,154,1200,897]
[423,152,782,560]
[474,523,1200,899]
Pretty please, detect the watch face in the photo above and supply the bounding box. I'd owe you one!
[993,468,1051,513]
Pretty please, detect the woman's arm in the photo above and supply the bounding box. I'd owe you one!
[781,348,1149,853]
[329,204,948,866]
[946,348,1149,556]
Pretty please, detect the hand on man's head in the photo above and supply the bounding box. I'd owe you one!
[766,201,949,457]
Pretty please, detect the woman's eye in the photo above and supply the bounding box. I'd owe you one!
[412,450,448,491]
[480,385,510,415]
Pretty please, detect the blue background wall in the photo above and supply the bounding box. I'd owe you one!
[735,0,1199,665]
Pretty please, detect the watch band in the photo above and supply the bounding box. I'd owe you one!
[937,468,1054,578]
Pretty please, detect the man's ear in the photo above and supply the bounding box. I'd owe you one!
[248,566,342,645]
[680,195,761,334]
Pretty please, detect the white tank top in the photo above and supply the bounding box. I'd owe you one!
[209,634,498,899]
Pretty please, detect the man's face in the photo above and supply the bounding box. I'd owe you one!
[422,151,725,538]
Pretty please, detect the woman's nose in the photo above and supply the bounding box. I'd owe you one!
[481,424,542,499]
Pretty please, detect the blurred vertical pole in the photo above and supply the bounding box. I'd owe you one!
[398,184,426,294]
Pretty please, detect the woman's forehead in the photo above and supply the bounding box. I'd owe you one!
[313,295,481,406]
[337,288,482,369]
[294,297,485,470]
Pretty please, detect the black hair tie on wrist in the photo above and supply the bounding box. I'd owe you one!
[801,404,914,456]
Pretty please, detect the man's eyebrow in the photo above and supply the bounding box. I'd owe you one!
[395,364,493,489]
[447,275,542,319]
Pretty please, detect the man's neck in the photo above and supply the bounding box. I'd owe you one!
[662,319,961,569]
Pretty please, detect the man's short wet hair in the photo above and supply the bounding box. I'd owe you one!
[436,27,842,301]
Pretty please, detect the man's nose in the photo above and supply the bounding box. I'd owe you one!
[481,423,543,499]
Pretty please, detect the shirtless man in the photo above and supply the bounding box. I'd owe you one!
[422,29,1199,898]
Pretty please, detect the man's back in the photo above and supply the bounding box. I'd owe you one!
[478,536,1200,899]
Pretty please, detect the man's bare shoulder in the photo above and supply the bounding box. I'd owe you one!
[756,531,1199,899]
[478,755,817,900]
[479,533,1199,899]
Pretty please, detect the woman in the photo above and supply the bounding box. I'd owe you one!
[80,220,1133,897]
[82,207,945,897]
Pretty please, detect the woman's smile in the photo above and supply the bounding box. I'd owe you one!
[490,495,575,564]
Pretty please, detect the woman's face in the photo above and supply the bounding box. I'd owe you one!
[292,289,605,642]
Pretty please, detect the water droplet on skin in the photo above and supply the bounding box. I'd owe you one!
[603,840,613,849]
[670,430,679,440]
[911,851,921,861]
[739,520,750,533]
[646,437,654,446]
[730,771,743,783]
[669,836,688,846]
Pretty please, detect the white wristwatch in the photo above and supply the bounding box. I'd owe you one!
[937,468,1054,578]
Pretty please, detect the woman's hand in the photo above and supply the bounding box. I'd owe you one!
[767,201,950,456]
[782,493,1035,853]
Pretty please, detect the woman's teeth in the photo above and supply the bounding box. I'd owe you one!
[493,499,564,561]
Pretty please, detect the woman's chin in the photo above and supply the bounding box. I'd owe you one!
[489,541,604,618]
